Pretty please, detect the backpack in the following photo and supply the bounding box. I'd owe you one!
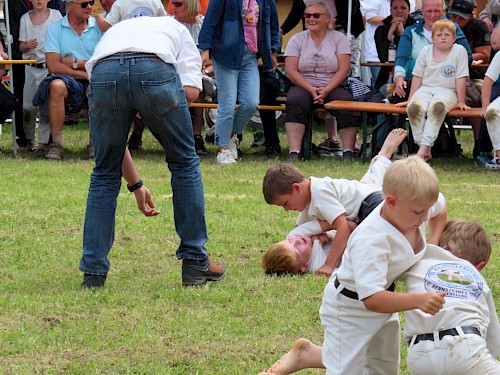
[431,123,463,157]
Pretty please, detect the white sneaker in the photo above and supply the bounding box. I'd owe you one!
[228,134,239,159]
[485,156,500,170]
[216,149,236,164]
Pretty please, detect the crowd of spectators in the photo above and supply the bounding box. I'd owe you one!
[1,0,500,168]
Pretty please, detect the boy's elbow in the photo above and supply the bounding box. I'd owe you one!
[362,293,386,312]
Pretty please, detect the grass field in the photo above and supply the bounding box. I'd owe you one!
[0,122,498,374]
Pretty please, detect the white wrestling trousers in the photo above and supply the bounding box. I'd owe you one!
[407,332,500,374]
[407,86,457,147]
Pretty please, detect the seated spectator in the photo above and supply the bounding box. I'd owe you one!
[448,0,491,157]
[374,0,416,91]
[396,20,470,161]
[393,0,472,102]
[480,27,500,170]
[479,0,500,31]
[40,0,103,160]
[284,2,360,161]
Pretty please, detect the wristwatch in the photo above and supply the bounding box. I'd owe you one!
[72,58,78,70]
[127,179,143,192]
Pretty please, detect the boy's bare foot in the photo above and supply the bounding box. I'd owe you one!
[258,338,324,375]
[378,128,408,159]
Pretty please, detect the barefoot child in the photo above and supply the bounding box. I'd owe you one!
[262,129,409,276]
[396,19,470,161]
[263,129,439,277]
[259,219,500,375]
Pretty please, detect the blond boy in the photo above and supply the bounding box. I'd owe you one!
[397,19,470,161]
[320,156,447,374]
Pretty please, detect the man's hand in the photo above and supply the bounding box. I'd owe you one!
[394,76,407,98]
[134,186,160,217]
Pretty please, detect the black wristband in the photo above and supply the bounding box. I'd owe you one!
[127,179,143,192]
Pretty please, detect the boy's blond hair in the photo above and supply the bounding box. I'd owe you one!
[263,163,305,204]
[439,220,491,265]
[262,243,301,275]
[432,19,456,36]
[382,156,440,203]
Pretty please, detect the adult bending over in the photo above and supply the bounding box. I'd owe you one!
[80,16,225,288]
[284,2,360,161]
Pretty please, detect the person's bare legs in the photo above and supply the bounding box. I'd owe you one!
[48,79,69,146]
[378,128,408,159]
[258,338,324,375]
[338,126,357,151]
[285,122,306,153]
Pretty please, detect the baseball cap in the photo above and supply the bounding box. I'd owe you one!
[448,0,475,19]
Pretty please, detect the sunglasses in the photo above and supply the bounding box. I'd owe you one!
[172,1,184,6]
[304,12,325,19]
[69,0,94,8]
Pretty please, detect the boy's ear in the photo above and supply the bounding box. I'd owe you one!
[291,182,301,193]
[475,261,486,271]
[385,194,397,209]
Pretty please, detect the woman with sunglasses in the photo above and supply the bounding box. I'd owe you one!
[284,2,361,161]
[198,0,280,164]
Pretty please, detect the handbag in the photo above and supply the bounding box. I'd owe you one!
[344,76,385,103]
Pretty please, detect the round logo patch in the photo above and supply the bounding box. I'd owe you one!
[128,7,155,18]
[424,262,483,301]
[441,65,457,78]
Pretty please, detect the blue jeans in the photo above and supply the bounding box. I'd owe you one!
[80,53,208,276]
[213,45,259,147]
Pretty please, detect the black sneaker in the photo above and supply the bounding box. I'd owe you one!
[194,135,208,155]
[81,273,106,288]
[287,151,301,162]
[342,150,355,161]
[265,143,281,158]
[205,134,215,144]
[182,258,226,287]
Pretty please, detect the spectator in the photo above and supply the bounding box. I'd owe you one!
[284,2,360,161]
[80,16,225,288]
[19,0,63,154]
[173,0,213,155]
[4,0,65,148]
[95,0,167,32]
[198,0,280,164]
[479,0,500,31]
[448,0,491,157]
[374,0,416,90]
[279,0,364,78]
[260,70,282,158]
[361,0,416,88]
[393,0,472,101]
[39,0,103,161]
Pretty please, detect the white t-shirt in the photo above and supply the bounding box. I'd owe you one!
[285,29,351,87]
[86,16,202,90]
[335,193,446,300]
[19,9,63,62]
[400,244,500,357]
[104,0,167,25]
[296,176,381,225]
[412,43,469,91]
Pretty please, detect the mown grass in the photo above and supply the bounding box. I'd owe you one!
[0,122,498,374]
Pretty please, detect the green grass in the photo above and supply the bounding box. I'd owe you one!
[0,122,498,374]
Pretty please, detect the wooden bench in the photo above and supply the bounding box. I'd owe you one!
[324,100,483,162]
[188,102,286,112]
